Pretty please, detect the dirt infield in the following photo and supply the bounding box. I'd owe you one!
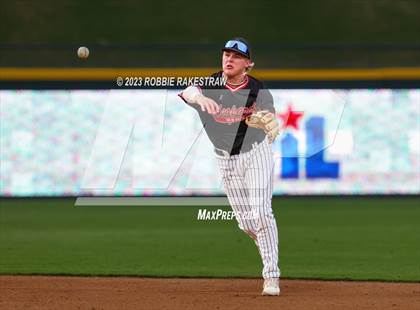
[0,276,419,310]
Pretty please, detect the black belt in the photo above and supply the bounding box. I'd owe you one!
[214,140,262,157]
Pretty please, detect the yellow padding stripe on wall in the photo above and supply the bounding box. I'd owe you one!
[0,67,419,81]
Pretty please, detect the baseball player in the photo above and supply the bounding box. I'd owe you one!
[179,37,281,296]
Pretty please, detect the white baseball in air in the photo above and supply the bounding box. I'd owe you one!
[77,46,89,59]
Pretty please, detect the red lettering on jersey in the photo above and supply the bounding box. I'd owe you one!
[212,102,256,124]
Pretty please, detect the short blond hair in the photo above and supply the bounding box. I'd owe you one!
[246,62,255,73]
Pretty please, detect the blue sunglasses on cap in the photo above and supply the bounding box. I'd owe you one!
[224,40,249,53]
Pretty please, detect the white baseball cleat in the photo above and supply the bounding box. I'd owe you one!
[262,278,280,296]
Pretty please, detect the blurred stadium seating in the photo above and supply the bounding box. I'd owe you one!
[1,0,420,68]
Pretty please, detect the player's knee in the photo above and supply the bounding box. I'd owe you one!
[238,223,257,240]
[243,228,257,241]
[255,208,275,230]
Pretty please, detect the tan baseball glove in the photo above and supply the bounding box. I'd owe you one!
[245,110,280,143]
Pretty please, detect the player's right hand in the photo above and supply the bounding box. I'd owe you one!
[195,94,220,115]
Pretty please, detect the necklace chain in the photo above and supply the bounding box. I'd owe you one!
[226,74,247,86]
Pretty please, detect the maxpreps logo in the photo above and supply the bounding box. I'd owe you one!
[276,104,340,179]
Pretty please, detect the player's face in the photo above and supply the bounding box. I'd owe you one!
[222,51,251,78]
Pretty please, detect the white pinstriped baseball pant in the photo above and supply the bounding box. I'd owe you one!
[215,137,280,279]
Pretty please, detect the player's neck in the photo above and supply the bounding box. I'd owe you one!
[225,73,247,86]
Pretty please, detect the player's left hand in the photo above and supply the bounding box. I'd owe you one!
[245,110,280,143]
[265,117,279,143]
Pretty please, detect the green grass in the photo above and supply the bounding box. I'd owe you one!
[0,197,419,282]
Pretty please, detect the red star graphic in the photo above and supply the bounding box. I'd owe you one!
[277,105,304,130]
